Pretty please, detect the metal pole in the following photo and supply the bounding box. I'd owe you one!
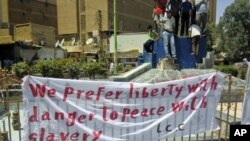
[54,30,56,59]
[78,0,82,47]
[113,0,118,74]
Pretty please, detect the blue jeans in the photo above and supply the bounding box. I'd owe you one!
[162,31,176,58]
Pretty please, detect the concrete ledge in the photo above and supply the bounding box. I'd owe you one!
[109,63,151,82]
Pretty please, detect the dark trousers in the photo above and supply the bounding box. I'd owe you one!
[143,39,154,53]
[173,14,180,35]
[191,7,197,24]
[199,13,207,34]
[180,12,190,36]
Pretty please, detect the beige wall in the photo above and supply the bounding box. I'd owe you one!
[108,0,154,32]
[36,0,56,5]
[14,23,32,41]
[85,0,108,32]
[8,0,57,35]
[14,23,56,47]
[0,0,1,23]
[57,0,78,35]
[0,0,9,23]
[57,0,154,34]
[31,23,55,47]
[0,0,10,36]
[56,0,154,45]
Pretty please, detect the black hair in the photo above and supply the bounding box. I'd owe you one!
[147,25,153,30]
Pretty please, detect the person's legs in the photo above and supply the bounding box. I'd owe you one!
[185,16,190,36]
[162,31,171,58]
[181,12,189,36]
[170,33,176,58]
[174,14,180,35]
[191,7,197,24]
[180,14,185,36]
[192,36,200,54]
[196,12,201,26]
[194,36,200,55]
[200,13,207,34]
[144,40,154,53]
[192,37,196,54]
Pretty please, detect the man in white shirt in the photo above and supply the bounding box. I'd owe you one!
[189,24,201,61]
[159,9,176,58]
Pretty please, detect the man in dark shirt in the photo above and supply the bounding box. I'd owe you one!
[167,0,182,35]
[180,0,192,36]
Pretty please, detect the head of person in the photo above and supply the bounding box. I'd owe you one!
[147,25,153,32]
[166,10,172,18]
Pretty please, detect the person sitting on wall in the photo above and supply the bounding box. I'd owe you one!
[143,25,159,53]
[189,24,201,63]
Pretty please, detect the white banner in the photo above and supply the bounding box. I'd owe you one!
[22,72,224,141]
[242,61,250,124]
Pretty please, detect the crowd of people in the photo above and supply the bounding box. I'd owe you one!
[144,0,208,63]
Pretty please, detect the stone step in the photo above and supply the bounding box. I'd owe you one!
[158,58,179,70]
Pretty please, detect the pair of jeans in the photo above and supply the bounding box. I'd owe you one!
[162,31,176,58]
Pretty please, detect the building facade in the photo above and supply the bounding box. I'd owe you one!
[0,0,58,67]
[57,0,154,45]
[8,0,57,35]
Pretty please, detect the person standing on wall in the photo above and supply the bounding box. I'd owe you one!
[159,9,176,59]
[180,0,192,36]
[143,25,159,53]
[152,0,168,35]
[197,0,208,35]
[167,0,182,36]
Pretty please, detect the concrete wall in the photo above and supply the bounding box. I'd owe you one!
[14,23,56,47]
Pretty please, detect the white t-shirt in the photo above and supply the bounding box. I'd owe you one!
[189,24,201,37]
